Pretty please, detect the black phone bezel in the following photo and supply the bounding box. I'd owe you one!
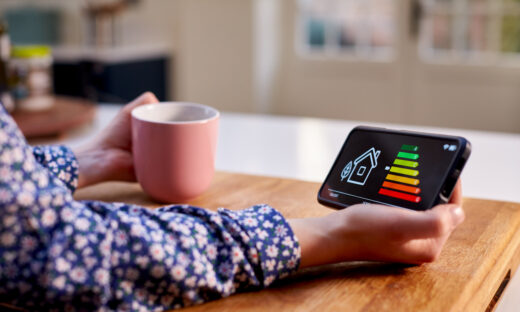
[317,126,471,210]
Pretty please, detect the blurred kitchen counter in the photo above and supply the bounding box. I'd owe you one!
[38,103,520,312]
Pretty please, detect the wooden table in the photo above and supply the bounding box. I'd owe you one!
[75,172,520,312]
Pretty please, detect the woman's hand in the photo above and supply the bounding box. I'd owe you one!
[74,92,159,188]
[290,180,464,267]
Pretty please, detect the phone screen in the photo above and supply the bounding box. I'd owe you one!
[319,127,469,210]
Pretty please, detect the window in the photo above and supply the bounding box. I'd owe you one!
[298,0,520,64]
[419,0,520,63]
[297,0,395,60]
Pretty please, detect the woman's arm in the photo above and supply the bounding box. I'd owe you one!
[0,102,300,310]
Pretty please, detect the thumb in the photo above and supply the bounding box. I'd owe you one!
[98,92,160,149]
[123,92,159,114]
[430,203,465,230]
[392,204,465,240]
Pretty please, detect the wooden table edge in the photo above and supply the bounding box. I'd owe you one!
[459,202,520,311]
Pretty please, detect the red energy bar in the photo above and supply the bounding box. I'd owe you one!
[379,188,422,203]
[382,181,421,194]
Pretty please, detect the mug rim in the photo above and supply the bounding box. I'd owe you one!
[131,102,220,125]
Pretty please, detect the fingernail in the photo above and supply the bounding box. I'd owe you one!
[450,205,465,225]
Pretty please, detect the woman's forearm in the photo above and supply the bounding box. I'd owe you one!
[74,145,105,189]
[289,214,359,268]
[73,143,136,189]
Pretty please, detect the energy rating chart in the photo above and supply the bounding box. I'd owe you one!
[379,144,422,203]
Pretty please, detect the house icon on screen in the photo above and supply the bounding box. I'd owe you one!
[347,147,381,186]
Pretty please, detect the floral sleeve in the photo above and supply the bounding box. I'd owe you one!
[32,145,79,193]
[0,105,301,311]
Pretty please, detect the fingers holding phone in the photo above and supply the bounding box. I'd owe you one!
[330,199,464,264]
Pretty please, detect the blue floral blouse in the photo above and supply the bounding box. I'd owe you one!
[0,105,301,311]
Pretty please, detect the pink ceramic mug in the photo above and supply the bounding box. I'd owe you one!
[131,102,219,203]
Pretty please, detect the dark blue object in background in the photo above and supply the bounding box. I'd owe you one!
[53,57,170,103]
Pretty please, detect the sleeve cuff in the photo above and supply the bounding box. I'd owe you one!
[32,145,79,193]
[218,204,301,286]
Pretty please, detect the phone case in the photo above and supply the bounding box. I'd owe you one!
[318,126,471,210]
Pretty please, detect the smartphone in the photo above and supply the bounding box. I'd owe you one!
[318,126,471,211]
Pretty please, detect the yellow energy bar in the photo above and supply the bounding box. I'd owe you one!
[390,166,419,177]
[386,174,420,186]
[393,159,418,168]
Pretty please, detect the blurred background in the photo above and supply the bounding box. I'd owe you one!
[0,0,520,136]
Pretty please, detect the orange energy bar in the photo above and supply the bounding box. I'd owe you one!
[382,181,421,194]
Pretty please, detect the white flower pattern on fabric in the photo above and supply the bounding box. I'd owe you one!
[0,104,301,311]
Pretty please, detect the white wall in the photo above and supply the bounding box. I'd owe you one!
[253,0,282,114]
[175,0,255,112]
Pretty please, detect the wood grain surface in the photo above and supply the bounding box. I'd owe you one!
[74,172,520,312]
